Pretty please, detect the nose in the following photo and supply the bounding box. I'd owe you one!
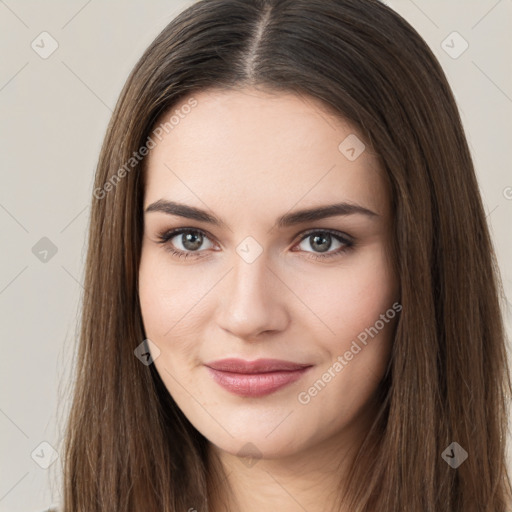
[215,253,289,341]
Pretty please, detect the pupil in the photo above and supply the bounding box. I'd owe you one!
[311,233,331,252]
[182,232,202,251]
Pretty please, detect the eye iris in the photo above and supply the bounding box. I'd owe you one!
[310,233,331,252]
[182,231,203,251]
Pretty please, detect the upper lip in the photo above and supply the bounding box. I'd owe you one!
[204,358,313,374]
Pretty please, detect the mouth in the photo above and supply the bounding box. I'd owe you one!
[204,358,314,397]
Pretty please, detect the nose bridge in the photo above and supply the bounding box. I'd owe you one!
[231,247,268,300]
[216,243,288,339]
[229,232,271,298]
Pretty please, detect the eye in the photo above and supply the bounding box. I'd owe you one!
[156,227,354,261]
[156,228,215,259]
[293,229,354,261]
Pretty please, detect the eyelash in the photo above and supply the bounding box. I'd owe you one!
[156,227,355,262]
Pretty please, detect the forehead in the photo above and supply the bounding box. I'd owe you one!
[144,87,388,218]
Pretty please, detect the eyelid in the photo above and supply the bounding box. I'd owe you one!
[295,227,353,244]
[157,226,216,241]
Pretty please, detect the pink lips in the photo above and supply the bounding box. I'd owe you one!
[204,358,313,397]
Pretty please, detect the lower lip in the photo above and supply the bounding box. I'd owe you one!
[205,366,312,397]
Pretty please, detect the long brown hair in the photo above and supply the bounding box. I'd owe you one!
[60,0,512,510]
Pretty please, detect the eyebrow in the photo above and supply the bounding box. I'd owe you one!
[145,199,378,229]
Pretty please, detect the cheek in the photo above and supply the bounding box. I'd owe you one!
[138,245,209,337]
[138,249,207,406]
[138,247,205,368]
[295,245,397,397]
[293,245,397,342]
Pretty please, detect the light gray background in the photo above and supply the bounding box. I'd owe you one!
[0,1,511,511]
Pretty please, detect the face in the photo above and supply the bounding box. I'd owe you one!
[138,87,399,460]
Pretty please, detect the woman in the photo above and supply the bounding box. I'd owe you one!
[60,0,512,510]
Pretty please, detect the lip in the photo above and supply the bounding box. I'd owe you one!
[204,358,313,397]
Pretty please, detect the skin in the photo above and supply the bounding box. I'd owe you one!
[138,87,399,512]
